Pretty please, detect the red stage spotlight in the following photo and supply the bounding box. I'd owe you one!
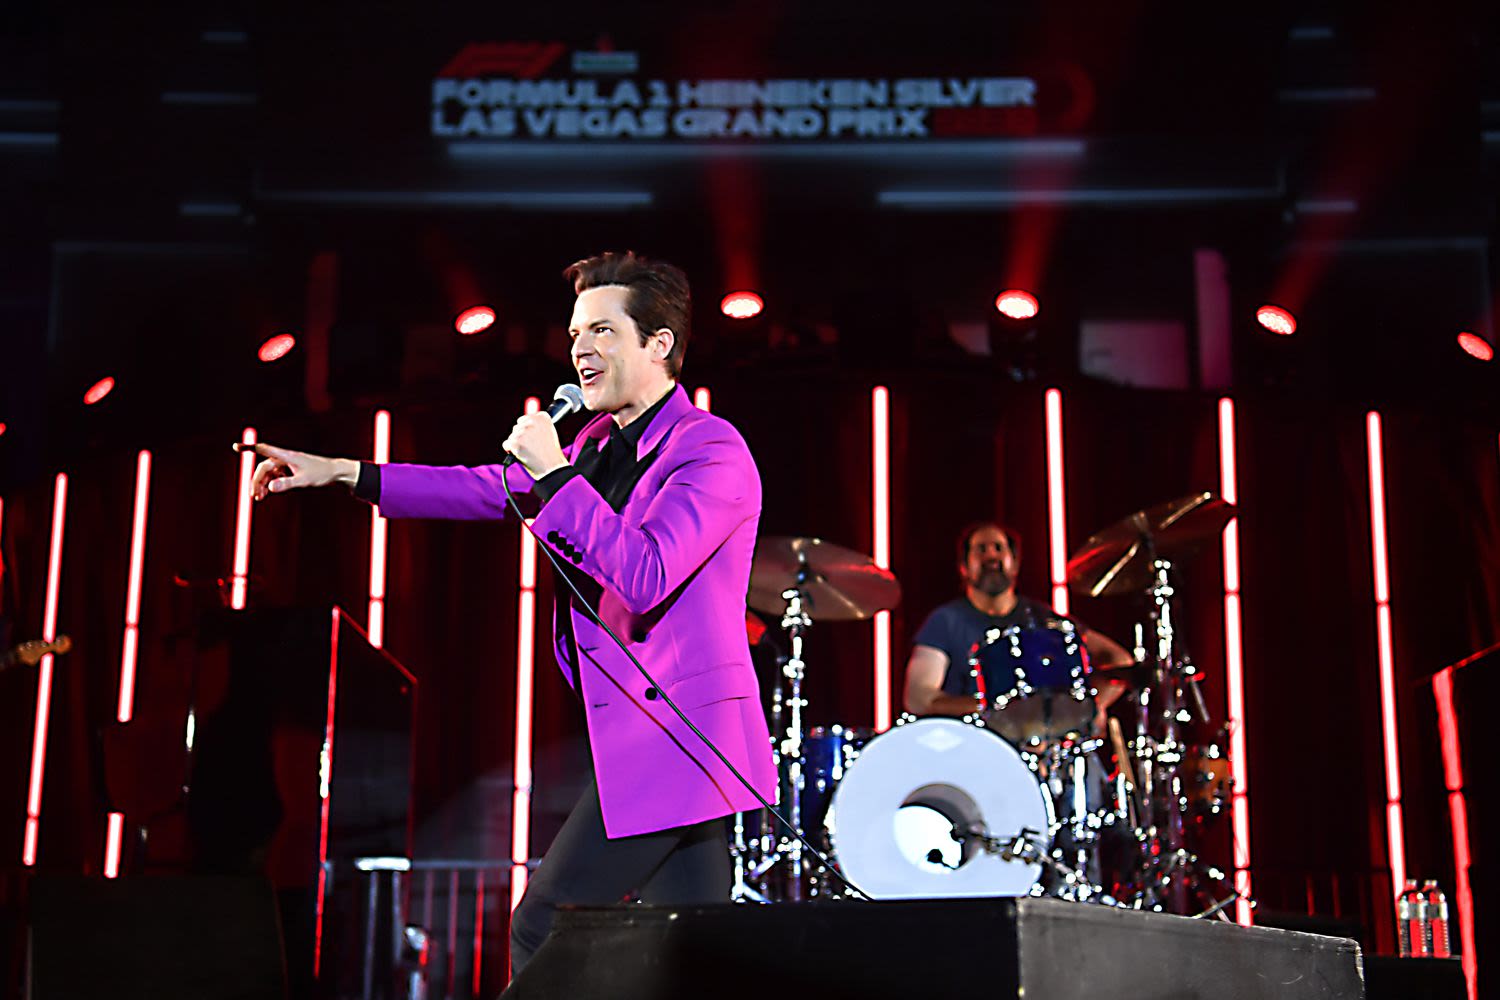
[1255,305,1297,336]
[720,291,764,320]
[84,377,115,405]
[0,422,7,438]
[995,290,1039,321]
[258,333,297,363]
[1457,332,1493,362]
[455,305,496,335]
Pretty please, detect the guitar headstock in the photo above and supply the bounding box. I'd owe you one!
[14,635,72,666]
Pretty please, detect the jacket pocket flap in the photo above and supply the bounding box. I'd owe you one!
[665,665,758,708]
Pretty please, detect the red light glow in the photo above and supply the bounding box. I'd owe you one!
[117,450,152,723]
[1366,412,1405,897]
[995,290,1040,321]
[512,398,541,916]
[693,387,711,411]
[368,411,390,647]
[474,872,486,995]
[231,428,256,610]
[872,387,891,731]
[0,422,7,438]
[23,473,67,866]
[314,607,342,977]
[1256,305,1297,336]
[1044,389,1070,616]
[455,306,496,335]
[104,812,124,878]
[1218,398,1253,926]
[1432,666,1477,999]
[1456,332,1493,362]
[84,377,116,405]
[720,292,764,320]
[258,333,297,363]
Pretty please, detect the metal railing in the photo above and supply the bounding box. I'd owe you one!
[342,857,538,1000]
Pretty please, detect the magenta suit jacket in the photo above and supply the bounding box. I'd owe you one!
[376,385,776,837]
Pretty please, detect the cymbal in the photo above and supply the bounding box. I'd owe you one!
[1067,492,1235,598]
[748,536,902,621]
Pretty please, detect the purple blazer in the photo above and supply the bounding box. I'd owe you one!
[376,385,776,837]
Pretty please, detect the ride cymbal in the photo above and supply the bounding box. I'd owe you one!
[748,536,902,621]
[1067,493,1235,598]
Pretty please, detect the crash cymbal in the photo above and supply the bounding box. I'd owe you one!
[748,536,902,621]
[1067,492,1235,598]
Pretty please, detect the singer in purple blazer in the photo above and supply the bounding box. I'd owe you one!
[376,384,775,835]
[240,251,774,975]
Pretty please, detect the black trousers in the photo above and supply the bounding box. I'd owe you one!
[508,778,731,974]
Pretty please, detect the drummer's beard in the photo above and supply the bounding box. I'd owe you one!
[974,565,1013,596]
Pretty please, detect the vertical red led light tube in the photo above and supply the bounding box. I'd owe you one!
[1432,666,1476,999]
[473,872,486,996]
[105,450,153,877]
[22,473,67,866]
[231,427,257,609]
[1217,399,1253,925]
[872,387,892,731]
[511,398,541,920]
[369,411,391,647]
[1044,389,1070,615]
[1365,412,1405,897]
[314,607,342,977]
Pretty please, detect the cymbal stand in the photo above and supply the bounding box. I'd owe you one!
[729,582,814,903]
[775,585,813,899]
[1123,550,1253,917]
[1147,553,1189,913]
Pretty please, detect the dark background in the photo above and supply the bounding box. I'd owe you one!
[1,0,1498,993]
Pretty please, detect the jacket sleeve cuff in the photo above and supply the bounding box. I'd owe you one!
[353,461,381,504]
[533,465,580,503]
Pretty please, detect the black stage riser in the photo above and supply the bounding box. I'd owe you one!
[501,897,1365,1000]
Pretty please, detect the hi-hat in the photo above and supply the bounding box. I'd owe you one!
[749,536,902,621]
[1067,493,1235,598]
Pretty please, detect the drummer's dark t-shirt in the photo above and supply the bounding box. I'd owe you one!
[912,596,1066,695]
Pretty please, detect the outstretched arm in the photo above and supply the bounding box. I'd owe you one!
[236,442,360,500]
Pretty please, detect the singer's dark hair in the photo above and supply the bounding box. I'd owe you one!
[955,521,1023,568]
[564,251,691,379]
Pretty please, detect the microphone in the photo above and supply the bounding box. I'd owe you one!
[503,384,585,467]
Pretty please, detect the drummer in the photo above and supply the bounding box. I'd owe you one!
[903,521,1133,725]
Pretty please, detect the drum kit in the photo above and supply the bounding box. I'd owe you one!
[731,492,1248,918]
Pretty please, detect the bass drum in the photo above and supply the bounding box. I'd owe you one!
[826,718,1053,899]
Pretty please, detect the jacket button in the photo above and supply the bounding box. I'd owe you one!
[644,687,659,701]
[546,530,560,544]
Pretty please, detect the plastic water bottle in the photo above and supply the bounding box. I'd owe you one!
[1423,880,1451,958]
[1397,880,1426,956]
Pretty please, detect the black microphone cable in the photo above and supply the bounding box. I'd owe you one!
[499,455,873,903]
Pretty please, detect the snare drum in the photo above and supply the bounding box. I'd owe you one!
[825,718,1054,898]
[800,724,872,833]
[971,619,1095,745]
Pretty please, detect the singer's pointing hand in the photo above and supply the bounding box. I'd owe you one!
[502,413,568,479]
[233,442,360,501]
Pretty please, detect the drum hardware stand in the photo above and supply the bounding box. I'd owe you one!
[986,828,1116,905]
[1123,552,1255,916]
[729,581,817,902]
[728,811,770,903]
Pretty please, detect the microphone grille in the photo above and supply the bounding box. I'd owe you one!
[553,383,585,415]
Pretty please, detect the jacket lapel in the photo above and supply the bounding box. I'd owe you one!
[635,385,693,462]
